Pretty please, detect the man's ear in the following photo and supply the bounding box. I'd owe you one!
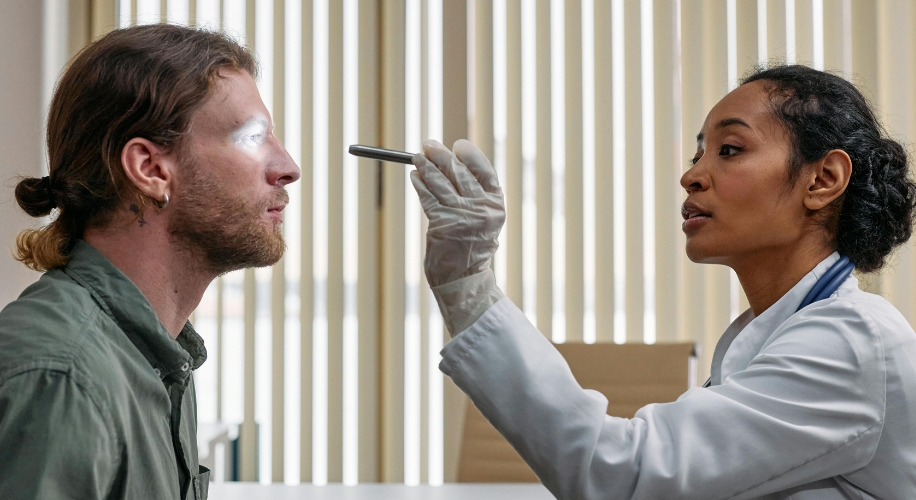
[803,149,852,211]
[121,138,175,207]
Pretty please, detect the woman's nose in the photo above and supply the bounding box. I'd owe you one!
[680,160,707,194]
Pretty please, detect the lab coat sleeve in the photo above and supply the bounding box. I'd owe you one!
[440,296,886,500]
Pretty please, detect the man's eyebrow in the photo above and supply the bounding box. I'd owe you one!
[230,117,274,137]
[696,117,752,143]
[234,116,270,131]
[239,117,270,129]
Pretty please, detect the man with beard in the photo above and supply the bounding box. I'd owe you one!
[0,25,299,500]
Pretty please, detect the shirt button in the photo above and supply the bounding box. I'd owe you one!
[153,368,161,377]
[181,362,190,372]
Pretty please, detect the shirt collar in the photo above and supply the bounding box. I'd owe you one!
[62,240,207,380]
[710,252,843,385]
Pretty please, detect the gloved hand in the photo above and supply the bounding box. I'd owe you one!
[410,139,505,287]
[409,139,506,335]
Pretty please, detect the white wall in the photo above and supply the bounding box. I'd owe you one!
[0,0,44,308]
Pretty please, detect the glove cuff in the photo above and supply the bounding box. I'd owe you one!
[431,269,505,337]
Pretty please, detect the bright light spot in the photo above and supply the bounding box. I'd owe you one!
[641,0,656,344]
[612,0,626,344]
[550,0,566,344]
[311,0,329,485]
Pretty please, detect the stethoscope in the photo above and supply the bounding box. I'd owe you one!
[701,256,855,388]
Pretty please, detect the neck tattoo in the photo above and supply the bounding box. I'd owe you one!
[130,204,148,227]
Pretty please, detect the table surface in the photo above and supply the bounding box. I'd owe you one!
[208,482,555,499]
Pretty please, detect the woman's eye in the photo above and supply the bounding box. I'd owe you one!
[689,155,701,166]
[719,144,741,156]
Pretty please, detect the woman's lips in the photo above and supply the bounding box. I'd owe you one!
[682,214,710,232]
[681,201,711,233]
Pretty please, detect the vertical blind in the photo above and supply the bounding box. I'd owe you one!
[62,0,916,485]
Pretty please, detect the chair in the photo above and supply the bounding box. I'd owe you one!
[197,422,236,482]
[457,342,695,482]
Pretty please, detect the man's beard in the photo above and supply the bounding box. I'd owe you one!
[168,161,288,275]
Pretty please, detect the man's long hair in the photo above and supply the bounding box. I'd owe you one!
[14,24,257,271]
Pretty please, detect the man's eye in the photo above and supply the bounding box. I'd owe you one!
[719,144,741,156]
[239,134,266,147]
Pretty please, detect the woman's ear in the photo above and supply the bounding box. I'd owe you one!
[803,149,852,211]
[121,138,175,207]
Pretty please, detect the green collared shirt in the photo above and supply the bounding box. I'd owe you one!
[0,241,209,499]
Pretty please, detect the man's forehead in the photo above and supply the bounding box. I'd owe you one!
[194,70,268,131]
[207,69,255,103]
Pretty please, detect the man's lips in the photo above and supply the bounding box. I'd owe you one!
[266,190,290,219]
[266,201,287,222]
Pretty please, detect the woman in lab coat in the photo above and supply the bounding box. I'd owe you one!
[409,65,916,499]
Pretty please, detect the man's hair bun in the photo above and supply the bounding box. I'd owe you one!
[15,176,56,218]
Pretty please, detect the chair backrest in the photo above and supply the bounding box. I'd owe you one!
[457,342,695,483]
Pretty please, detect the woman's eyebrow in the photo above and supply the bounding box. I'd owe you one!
[696,117,752,143]
[715,117,752,131]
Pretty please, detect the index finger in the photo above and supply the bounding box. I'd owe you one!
[452,139,501,194]
[421,140,486,199]
[412,154,461,207]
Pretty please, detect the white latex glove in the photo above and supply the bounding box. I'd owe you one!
[409,139,506,335]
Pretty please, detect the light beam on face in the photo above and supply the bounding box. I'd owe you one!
[230,117,271,154]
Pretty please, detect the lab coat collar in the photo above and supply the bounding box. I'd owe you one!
[709,252,846,385]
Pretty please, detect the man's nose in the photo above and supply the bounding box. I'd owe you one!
[268,142,302,186]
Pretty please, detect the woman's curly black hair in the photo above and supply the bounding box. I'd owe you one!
[741,65,916,273]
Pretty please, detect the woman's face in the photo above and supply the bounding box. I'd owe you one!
[680,80,812,267]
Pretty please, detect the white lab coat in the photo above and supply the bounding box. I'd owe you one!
[440,254,916,499]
